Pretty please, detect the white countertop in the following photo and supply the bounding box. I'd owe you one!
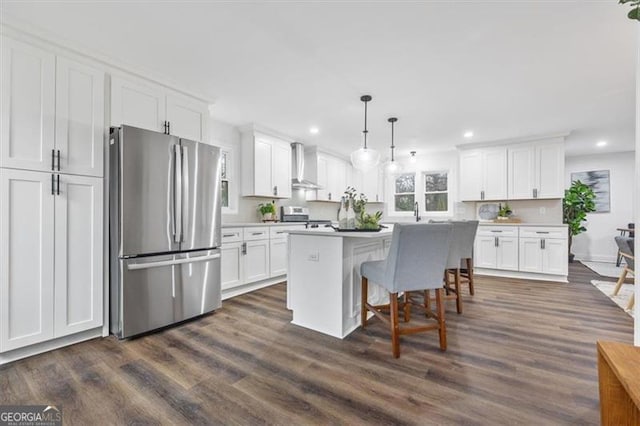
[478,222,567,227]
[222,222,308,228]
[288,228,394,238]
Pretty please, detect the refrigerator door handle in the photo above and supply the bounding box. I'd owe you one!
[127,253,221,271]
[174,144,182,243]
[181,145,189,243]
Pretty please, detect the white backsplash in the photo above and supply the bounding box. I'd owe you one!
[465,199,562,223]
[222,188,387,223]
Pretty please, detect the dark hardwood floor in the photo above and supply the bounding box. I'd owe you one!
[1,265,634,425]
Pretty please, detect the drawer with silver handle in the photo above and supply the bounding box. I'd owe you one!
[519,226,566,239]
[269,225,306,240]
[243,227,270,241]
[221,228,243,243]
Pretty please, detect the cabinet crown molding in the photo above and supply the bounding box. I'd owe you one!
[456,131,570,151]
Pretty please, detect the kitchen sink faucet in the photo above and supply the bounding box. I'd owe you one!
[414,202,421,222]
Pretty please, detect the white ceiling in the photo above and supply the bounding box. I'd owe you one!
[2,1,636,158]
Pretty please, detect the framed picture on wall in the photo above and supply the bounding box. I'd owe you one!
[570,170,610,213]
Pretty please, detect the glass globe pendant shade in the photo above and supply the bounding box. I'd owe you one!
[386,159,402,173]
[351,147,380,172]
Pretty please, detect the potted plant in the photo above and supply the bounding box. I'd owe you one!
[357,210,383,230]
[496,203,513,221]
[563,181,596,262]
[258,201,277,222]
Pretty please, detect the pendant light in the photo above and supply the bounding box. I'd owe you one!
[350,95,380,172]
[409,151,417,163]
[386,117,402,173]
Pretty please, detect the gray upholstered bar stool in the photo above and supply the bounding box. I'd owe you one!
[445,220,479,310]
[360,223,453,358]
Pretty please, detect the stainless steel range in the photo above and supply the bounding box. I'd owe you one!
[280,206,332,228]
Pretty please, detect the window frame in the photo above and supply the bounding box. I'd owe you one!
[216,143,238,215]
[390,172,417,217]
[422,170,450,215]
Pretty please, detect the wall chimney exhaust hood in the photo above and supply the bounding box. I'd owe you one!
[291,142,322,189]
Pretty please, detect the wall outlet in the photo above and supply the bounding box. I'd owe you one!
[307,252,319,262]
[539,207,546,215]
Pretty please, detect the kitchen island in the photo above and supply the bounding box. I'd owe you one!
[287,227,394,338]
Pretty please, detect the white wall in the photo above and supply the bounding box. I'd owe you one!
[565,152,636,263]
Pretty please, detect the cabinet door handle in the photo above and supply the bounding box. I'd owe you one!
[241,242,247,255]
[252,232,263,236]
[56,174,60,195]
[56,150,61,171]
[540,239,544,249]
[328,192,332,201]
[51,174,55,195]
[542,239,546,249]
[533,188,538,198]
[481,190,485,200]
[495,236,498,247]
[376,194,379,202]
[490,230,503,233]
[167,121,171,135]
[273,186,278,196]
[223,233,236,238]
[51,149,55,171]
[536,231,549,234]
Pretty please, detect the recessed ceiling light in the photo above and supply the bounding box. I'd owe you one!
[309,127,319,134]
[596,140,607,147]
[463,131,474,138]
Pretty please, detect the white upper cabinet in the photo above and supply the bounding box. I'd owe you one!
[459,147,507,201]
[353,167,384,203]
[111,76,208,142]
[1,38,56,172]
[111,76,166,133]
[55,57,105,177]
[508,140,564,200]
[305,149,348,202]
[241,130,292,198]
[166,92,208,142]
[1,38,105,177]
[534,142,564,199]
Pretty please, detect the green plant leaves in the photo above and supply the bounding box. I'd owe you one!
[563,180,596,238]
[619,0,640,20]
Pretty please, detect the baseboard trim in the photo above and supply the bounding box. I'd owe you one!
[475,268,568,283]
[222,276,286,300]
[0,328,103,365]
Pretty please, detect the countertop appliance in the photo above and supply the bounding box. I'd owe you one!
[109,125,222,339]
[281,206,333,228]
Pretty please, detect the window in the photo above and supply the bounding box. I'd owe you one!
[394,173,415,212]
[221,151,229,208]
[424,171,448,212]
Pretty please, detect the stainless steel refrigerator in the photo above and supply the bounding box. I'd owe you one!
[109,125,222,338]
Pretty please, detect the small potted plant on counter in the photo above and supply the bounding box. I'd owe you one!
[342,187,383,231]
[495,203,513,221]
[258,201,277,222]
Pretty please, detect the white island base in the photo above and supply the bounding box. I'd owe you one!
[287,229,393,339]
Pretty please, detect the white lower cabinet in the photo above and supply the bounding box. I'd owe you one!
[0,169,103,352]
[518,228,568,276]
[221,242,244,290]
[475,225,568,280]
[244,239,270,283]
[474,227,518,271]
[221,225,305,296]
[270,238,288,277]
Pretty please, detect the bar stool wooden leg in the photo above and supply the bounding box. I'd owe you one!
[444,271,450,295]
[627,293,635,311]
[435,288,447,351]
[466,258,475,295]
[424,289,431,313]
[454,268,463,314]
[361,276,368,328]
[390,292,400,358]
[403,292,411,322]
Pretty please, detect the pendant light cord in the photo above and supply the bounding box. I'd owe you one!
[363,99,368,150]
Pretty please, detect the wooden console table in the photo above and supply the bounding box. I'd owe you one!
[597,341,640,425]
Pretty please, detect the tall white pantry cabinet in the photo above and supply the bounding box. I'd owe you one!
[0,37,104,354]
